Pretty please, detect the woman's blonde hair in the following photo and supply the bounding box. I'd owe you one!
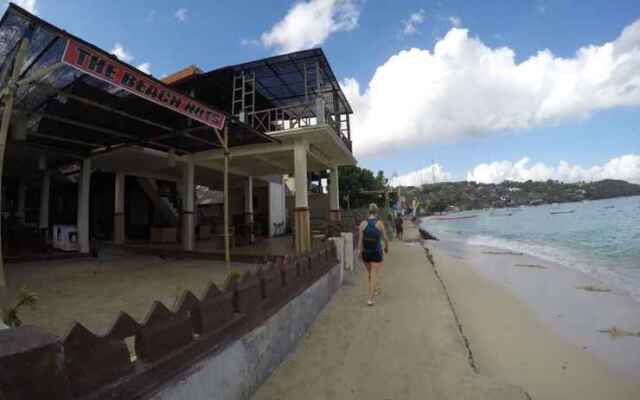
[368,203,378,215]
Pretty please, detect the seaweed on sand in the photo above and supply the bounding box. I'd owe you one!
[482,251,524,256]
[576,285,612,293]
[514,264,547,269]
[598,327,640,338]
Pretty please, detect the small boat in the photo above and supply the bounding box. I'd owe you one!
[550,209,575,215]
[603,205,615,209]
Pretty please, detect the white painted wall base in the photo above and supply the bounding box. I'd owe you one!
[151,261,343,400]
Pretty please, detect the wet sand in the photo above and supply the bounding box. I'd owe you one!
[429,241,640,400]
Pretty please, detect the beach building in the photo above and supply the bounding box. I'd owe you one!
[0,3,356,285]
[0,4,358,398]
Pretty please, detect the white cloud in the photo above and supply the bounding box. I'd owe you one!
[449,16,462,28]
[137,62,152,74]
[110,43,133,63]
[11,0,37,14]
[261,0,360,53]
[175,8,189,22]
[342,19,640,157]
[466,154,640,184]
[402,9,426,36]
[390,164,451,187]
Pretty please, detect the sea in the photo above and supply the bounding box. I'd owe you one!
[420,195,640,304]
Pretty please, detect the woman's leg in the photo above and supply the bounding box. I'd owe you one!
[369,262,381,301]
[374,262,383,295]
[363,261,373,301]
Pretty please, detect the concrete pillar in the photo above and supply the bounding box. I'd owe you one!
[16,180,26,225]
[329,166,341,222]
[39,171,50,232]
[341,232,354,271]
[244,176,254,243]
[182,160,195,251]
[294,140,311,254]
[113,172,125,245]
[77,158,91,253]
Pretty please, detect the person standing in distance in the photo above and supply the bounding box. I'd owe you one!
[357,203,390,306]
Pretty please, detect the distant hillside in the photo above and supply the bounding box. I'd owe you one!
[401,179,640,212]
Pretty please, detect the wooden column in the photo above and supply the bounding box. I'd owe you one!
[294,140,311,254]
[244,176,254,243]
[77,158,92,254]
[16,180,26,225]
[0,36,29,286]
[182,159,195,251]
[39,171,51,232]
[113,172,125,244]
[223,127,231,268]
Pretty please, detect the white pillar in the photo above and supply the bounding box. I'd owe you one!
[294,140,310,253]
[114,172,125,244]
[244,176,254,243]
[329,166,341,223]
[77,158,91,253]
[39,171,50,231]
[16,180,26,225]
[294,141,309,209]
[182,160,195,251]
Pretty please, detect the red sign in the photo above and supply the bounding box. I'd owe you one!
[62,39,225,130]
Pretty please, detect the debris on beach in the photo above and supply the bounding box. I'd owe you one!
[514,264,547,269]
[598,327,640,338]
[575,285,612,293]
[424,249,435,266]
[418,228,439,241]
[483,250,524,256]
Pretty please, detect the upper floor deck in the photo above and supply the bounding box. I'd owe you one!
[168,49,353,153]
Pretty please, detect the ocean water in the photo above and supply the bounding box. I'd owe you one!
[420,195,640,303]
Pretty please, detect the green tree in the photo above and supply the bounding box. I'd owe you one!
[339,166,387,209]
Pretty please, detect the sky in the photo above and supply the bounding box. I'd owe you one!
[6,0,640,186]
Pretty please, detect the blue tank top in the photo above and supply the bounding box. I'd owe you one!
[362,218,382,255]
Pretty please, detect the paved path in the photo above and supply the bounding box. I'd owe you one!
[253,222,528,400]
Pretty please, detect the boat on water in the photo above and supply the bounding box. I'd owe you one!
[550,209,575,215]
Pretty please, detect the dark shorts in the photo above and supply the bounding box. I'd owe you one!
[362,251,383,263]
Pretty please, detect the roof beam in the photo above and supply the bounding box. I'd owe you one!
[254,154,290,174]
[29,132,103,148]
[190,141,293,162]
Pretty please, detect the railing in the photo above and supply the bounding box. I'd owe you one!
[248,101,352,152]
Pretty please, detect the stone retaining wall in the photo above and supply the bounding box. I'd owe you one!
[0,240,343,400]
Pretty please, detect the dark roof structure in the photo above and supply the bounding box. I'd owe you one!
[0,4,275,172]
[172,48,354,117]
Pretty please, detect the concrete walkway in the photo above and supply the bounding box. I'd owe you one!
[252,222,528,400]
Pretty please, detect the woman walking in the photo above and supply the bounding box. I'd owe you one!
[357,203,390,306]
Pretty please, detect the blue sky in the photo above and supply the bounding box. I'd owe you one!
[10,0,640,184]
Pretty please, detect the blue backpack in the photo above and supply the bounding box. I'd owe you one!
[362,218,382,256]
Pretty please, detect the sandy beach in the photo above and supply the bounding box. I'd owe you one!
[428,240,640,400]
[253,222,529,400]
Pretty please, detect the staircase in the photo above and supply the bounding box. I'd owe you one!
[136,178,179,226]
